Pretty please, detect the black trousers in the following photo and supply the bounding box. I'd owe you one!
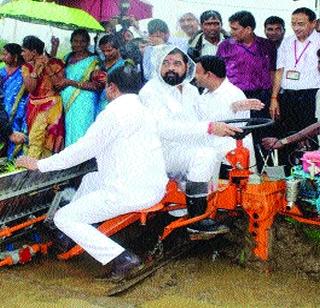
[244,89,273,172]
[278,88,319,172]
[279,88,318,133]
[244,89,272,119]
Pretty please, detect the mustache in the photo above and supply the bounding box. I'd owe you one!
[165,70,178,76]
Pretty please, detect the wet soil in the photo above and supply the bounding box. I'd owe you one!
[0,215,319,307]
[220,214,320,281]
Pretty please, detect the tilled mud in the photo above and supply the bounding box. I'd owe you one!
[271,219,320,281]
[219,214,320,281]
[0,216,319,307]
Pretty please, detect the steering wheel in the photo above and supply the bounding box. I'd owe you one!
[223,118,274,140]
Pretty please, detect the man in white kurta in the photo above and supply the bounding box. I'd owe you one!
[139,46,242,184]
[17,67,168,271]
[139,45,244,233]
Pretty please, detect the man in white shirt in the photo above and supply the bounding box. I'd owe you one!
[264,47,320,149]
[139,45,246,234]
[194,55,261,170]
[188,10,227,60]
[16,66,168,279]
[269,7,320,168]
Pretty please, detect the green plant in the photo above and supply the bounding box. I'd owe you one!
[0,159,21,174]
[5,161,17,173]
[303,228,320,245]
[285,217,320,244]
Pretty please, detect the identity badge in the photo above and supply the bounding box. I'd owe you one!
[286,70,300,80]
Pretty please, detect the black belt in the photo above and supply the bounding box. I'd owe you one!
[244,89,271,94]
[282,88,319,95]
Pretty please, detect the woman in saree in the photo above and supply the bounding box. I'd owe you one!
[0,43,29,160]
[22,36,65,159]
[55,29,101,147]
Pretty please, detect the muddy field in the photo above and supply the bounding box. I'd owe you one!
[0,216,319,307]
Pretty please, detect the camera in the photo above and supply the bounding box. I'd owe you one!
[119,17,131,30]
[118,0,131,30]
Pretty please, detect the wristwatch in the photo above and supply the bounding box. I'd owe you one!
[279,137,289,145]
[30,72,38,79]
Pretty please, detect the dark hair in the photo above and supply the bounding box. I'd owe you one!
[229,11,256,30]
[264,16,285,29]
[100,20,111,28]
[99,34,120,49]
[22,36,44,54]
[167,48,189,65]
[292,7,317,22]
[317,48,320,58]
[122,38,147,64]
[200,10,222,25]
[107,65,141,94]
[70,29,90,43]
[148,19,169,35]
[118,28,134,38]
[3,43,24,66]
[195,55,226,78]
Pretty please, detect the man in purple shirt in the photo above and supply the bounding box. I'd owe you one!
[217,11,277,171]
[217,11,276,118]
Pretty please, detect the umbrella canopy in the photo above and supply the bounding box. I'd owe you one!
[59,0,153,22]
[0,0,104,32]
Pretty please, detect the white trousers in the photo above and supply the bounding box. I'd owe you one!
[164,134,256,185]
[54,173,160,265]
[164,145,223,183]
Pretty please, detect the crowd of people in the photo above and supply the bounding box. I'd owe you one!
[3,5,320,279]
[0,8,319,162]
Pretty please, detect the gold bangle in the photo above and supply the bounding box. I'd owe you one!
[30,72,38,79]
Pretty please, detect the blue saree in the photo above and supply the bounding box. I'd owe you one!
[0,67,28,159]
[61,54,99,147]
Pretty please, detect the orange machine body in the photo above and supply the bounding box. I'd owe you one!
[1,140,319,266]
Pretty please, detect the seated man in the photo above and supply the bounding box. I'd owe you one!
[194,55,263,172]
[143,19,188,81]
[139,45,244,234]
[16,66,168,279]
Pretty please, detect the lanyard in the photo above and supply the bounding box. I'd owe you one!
[294,40,311,67]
